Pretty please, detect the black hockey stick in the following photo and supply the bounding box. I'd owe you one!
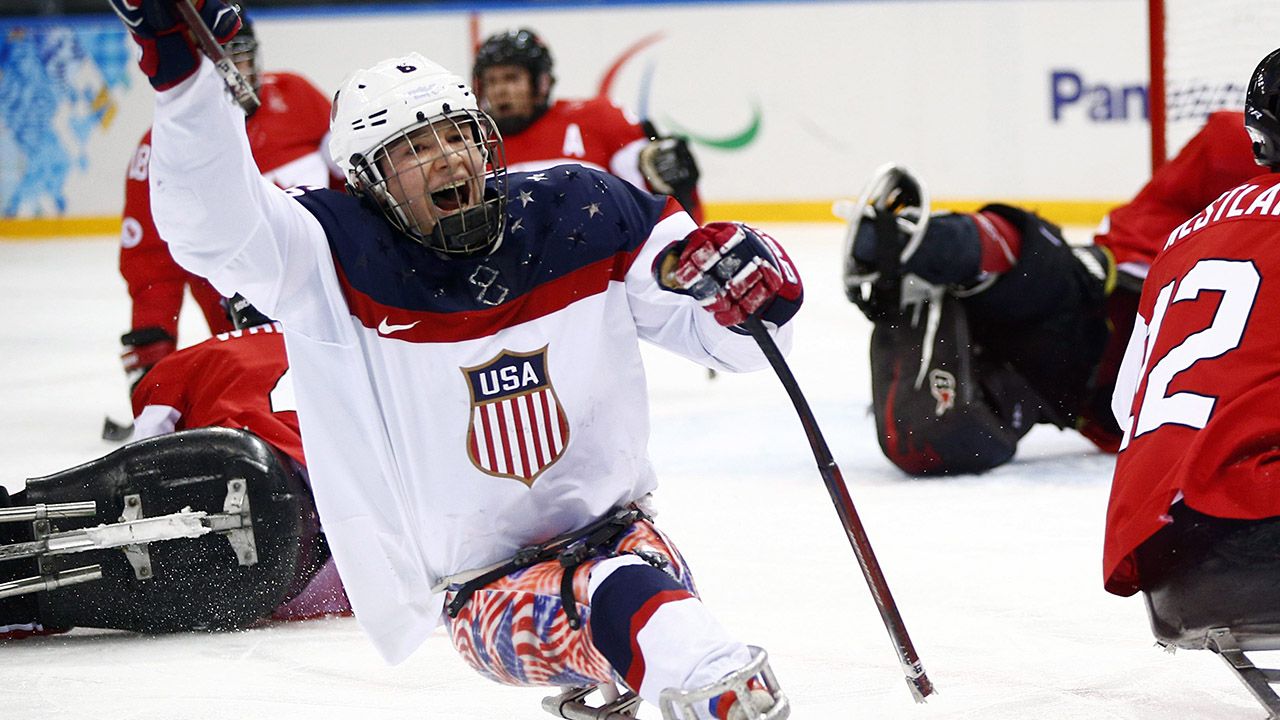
[172,0,260,114]
[741,315,935,702]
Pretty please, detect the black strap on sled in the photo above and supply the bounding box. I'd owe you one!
[445,506,646,630]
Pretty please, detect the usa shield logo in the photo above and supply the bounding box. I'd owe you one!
[463,347,569,485]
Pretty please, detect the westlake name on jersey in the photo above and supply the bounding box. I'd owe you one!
[148,61,790,665]
[1104,172,1280,596]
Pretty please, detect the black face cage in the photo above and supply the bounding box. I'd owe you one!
[356,110,508,256]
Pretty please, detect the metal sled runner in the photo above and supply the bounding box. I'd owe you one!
[0,427,318,633]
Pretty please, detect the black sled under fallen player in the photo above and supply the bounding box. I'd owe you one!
[0,427,326,636]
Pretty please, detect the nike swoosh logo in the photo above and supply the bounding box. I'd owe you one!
[377,318,420,334]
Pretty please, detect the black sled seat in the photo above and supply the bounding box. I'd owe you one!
[1137,504,1280,717]
[20,427,316,633]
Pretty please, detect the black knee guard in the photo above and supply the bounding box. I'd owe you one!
[961,204,1113,427]
[1137,502,1280,649]
[23,427,319,633]
[870,285,1045,475]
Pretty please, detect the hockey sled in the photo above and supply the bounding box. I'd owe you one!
[0,427,317,633]
[540,647,789,720]
[542,684,642,720]
[1139,506,1280,718]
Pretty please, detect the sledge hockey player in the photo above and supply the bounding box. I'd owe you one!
[473,27,705,222]
[118,6,336,394]
[1102,48,1280,716]
[841,104,1260,475]
[0,296,349,639]
[129,295,350,622]
[840,164,1117,474]
[105,1,795,717]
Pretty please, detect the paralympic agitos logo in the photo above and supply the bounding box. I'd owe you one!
[598,32,760,151]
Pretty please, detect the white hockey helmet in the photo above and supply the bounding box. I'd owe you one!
[329,53,507,255]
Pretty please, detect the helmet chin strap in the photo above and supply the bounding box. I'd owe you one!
[429,190,506,256]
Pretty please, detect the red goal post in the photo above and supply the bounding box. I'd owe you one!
[1148,0,1280,173]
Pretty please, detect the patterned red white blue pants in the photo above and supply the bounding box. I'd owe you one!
[445,519,754,714]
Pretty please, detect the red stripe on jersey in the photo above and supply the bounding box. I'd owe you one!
[494,401,515,478]
[657,196,685,224]
[541,389,562,453]
[511,396,532,479]
[524,393,548,470]
[480,406,499,473]
[623,588,696,693]
[335,246,645,343]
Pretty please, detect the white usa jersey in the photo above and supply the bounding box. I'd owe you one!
[148,61,794,664]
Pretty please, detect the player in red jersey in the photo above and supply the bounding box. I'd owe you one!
[129,295,349,622]
[472,28,704,222]
[1100,49,1280,717]
[1096,110,1258,273]
[0,295,349,639]
[840,106,1261,475]
[118,9,337,392]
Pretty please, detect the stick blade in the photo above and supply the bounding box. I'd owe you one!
[101,416,134,442]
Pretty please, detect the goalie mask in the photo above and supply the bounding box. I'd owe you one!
[329,53,508,256]
[1246,47,1280,170]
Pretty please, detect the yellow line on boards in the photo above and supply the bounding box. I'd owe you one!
[703,199,1118,228]
[0,217,119,240]
[0,199,1121,240]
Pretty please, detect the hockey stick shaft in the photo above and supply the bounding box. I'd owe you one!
[742,316,935,702]
[171,0,260,114]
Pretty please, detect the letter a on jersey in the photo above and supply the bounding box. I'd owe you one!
[462,347,569,485]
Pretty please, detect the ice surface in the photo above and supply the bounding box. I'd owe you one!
[0,225,1266,719]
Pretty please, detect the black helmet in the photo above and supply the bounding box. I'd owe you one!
[473,28,554,89]
[473,28,555,134]
[1246,47,1280,170]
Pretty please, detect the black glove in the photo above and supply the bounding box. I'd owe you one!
[121,326,177,393]
[638,136,700,199]
[107,0,240,90]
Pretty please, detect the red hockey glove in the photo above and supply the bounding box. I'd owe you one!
[107,0,241,90]
[654,222,803,330]
[121,327,177,393]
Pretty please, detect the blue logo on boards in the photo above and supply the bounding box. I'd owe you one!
[1050,70,1148,122]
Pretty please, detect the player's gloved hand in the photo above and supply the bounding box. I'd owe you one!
[638,136,700,198]
[107,0,241,90]
[851,210,983,287]
[654,222,802,329]
[121,327,177,393]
